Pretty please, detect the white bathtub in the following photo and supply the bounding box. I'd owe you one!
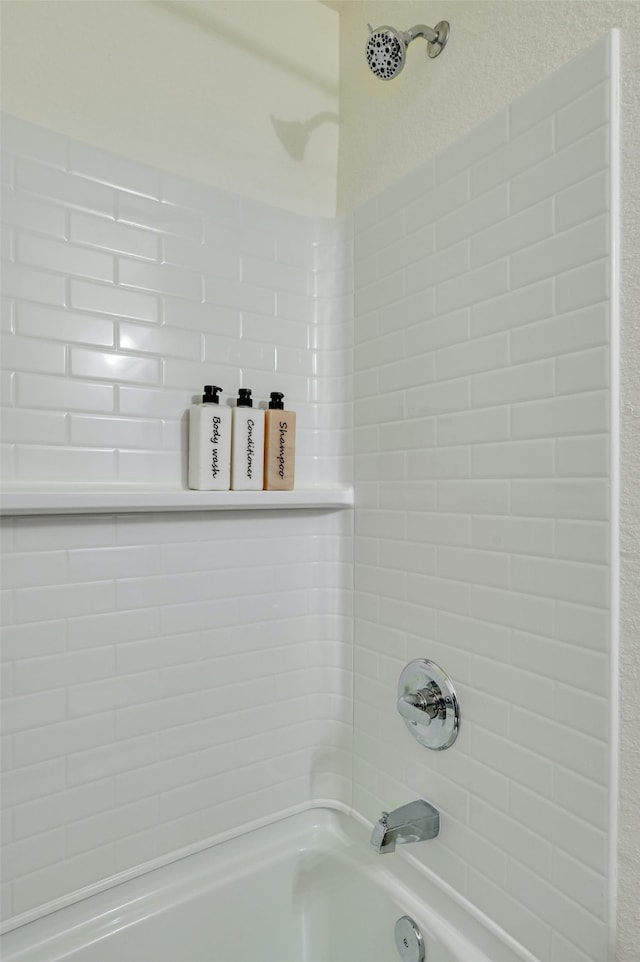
[1,808,529,962]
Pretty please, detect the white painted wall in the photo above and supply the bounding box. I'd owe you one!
[336,3,640,958]
[0,0,339,217]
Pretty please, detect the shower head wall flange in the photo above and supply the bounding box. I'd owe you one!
[366,21,450,80]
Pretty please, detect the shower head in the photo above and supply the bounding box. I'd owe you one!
[365,21,450,80]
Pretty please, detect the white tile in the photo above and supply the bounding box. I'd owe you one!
[511,303,608,364]
[511,555,608,607]
[17,159,116,216]
[436,332,509,381]
[70,347,161,385]
[471,199,553,269]
[554,768,608,830]
[556,81,609,150]
[556,601,609,651]
[472,439,554,478]
[1,759,66,808]
[556,435,609,477]
[471,118,554,198]
[510,630,607,695]
[470,726,553,801]
[118,385,189,418]
[71,279,160,321]
[405,171,470,236]
[554,684,608,742]
[0,408,67,445]
[555,520,609,564]
[69,141,161,198]
[511,479,609,520]
[509,783,607,876]
[118,321,201,360]
[204,275,275,316]
[437,480,510,516]
[1,262,66,306]
[471,584,554,635]
[17,303,115,347]
[2,830,66,882]
[436,259,509,316]
[437,546,509,588]
[437,408,509,446]
[17,233,114,283]
[556,169,609,232]
[406,241,468,295]
[13,713,115,767]
[70,211,159,261]
[13,580,116,625]
[1,690,66,733]
[17,444,117,483]
[510,126,608,214]
[471,358,554,408]
[163,235,237,280]
[555,258,608,315]
[69,415,163,450]
[1,334,66,375]
[118,258,201,301]
[511,215,608,290]
[512,391,608,440]
[556,347,609,395]
[117,193,202,240]
[437,185,508,252]
[1,188,66,238]
[162,173,241,223]
[471,279,553,337]
[16,373,114,414]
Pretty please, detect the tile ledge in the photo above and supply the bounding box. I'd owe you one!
[0,485,354,516]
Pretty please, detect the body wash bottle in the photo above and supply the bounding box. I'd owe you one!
[264,392,296,490]
[231,388,264,490]
[188,385,231,490]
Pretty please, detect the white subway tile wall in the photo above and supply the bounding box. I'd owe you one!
[0,113,353,488]
[0,35,617,962]
[352,37,614,962]
[0,115,353,922]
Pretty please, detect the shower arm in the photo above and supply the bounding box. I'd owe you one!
[400,24,439,45]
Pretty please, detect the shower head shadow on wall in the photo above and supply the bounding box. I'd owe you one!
[365,21,450,80]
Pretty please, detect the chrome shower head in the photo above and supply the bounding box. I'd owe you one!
[365,21,450,80]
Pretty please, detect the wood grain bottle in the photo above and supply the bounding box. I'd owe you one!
[263,392,296,490]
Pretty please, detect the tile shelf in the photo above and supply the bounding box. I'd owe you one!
[0,486,354,517]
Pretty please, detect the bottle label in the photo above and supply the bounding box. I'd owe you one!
[210,415,222,478]
[278,421,288,479]
[246,418,255,478]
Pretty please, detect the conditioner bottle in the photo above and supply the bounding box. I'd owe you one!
[263,392,296,490]
[188,385,231,490]
[231,388,264,490]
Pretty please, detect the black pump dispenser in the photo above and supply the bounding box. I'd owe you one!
[269,392,285,410]
[202,385,222,404]
[236,388,253,408]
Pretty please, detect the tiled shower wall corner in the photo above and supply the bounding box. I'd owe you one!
[352,36,614,962]
[0,114,353,922]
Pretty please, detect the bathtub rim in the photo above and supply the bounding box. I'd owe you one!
[1,800,541,962]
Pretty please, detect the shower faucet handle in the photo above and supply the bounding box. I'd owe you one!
[397,683,445,725]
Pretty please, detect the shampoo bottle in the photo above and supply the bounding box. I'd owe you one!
[231,388,264,490]
[263,392,296,490]
[188,385,231,490]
